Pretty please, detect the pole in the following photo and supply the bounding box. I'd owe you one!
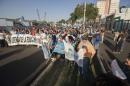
[36,8,41,21]
[125,8,128,20]
[44,12,47,21]
[83,2,86,29]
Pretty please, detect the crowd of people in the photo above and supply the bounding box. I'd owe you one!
[0,25,130,86]
[113,30,128,53]
[38,25,106,85]
[36,25,129,85]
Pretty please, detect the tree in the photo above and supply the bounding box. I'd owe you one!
[32,20,39,26]
[32,20,48,27]
[85,3,98,20]
[69,13,78,24]
[58,19,66,24]
[69,3,98,23]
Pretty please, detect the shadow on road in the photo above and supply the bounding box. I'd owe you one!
[104,40,115,51]
[105,35,114,41]
[105,49,116,60]
[0,50,45,86]
[0,47,25,60]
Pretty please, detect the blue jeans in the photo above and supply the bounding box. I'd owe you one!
[83,58,93,81]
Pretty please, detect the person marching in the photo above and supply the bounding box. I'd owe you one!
[0,29,5,48]
[77,34,96,83]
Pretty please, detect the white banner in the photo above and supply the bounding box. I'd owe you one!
[41,42,51,59]
[64,40,75,61]
[5,34,46,46]
[111,59,127,80]
[75,48,84,67]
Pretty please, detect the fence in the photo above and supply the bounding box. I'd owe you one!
[105,19,130,32]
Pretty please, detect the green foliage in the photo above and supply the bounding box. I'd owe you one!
[32,20,39,26]
[74,4,84,19]
[70,13,78,24]
[32,20,48,26]
[85,4,98,20]
[69,3,98,23]
[58,19,66,24]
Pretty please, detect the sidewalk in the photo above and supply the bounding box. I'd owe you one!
[98,31,130,82]
[104,31,130,62]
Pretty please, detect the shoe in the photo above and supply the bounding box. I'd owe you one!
[51,58,56,62]
[113,52,118,53]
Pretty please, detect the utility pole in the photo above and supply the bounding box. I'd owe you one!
[83,2,86,29]
[36,8,41,21]
[44,12,47,21]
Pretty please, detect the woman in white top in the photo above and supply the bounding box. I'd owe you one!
[0,29,5,47]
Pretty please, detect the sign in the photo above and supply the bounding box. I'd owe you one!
[64,40,75,61]
[75,48,84,67]
[111,59,127,80]
[41,42,51,59]
[5,34,45,46]
[53,41,65,54]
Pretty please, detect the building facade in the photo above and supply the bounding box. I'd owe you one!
[97,0,130,20]
[97,0,106,16]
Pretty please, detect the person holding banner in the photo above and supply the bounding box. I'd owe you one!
[51,35,65,61]
[50,32,57,53]
[63,35,76,67]
[41,42,51,60]
[100,29,105,43]
[77,34,96,82]
[92,32,101,51]
[110,53,130,83]
[62,33,82,82]
[31,27,36,36]
[111,59,127,80]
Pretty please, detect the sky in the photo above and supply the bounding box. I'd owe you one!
[0,0,96,22]
[0,0,130,22]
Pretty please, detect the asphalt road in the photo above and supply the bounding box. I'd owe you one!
[0,46,102,86]
[0,32,130,86]
[0,46,45,86]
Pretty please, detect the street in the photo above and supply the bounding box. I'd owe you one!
[0,46,45,86]
[0,32,130,86]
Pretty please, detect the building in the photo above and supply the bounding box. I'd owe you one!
[96,0,111,16]
[96,0,106,16]
[115,8,130,20]
[0,17,33,27]
[96,0,130,20]
[0,19,13,26]
[109,0,120,14]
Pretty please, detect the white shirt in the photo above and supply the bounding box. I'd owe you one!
[10,30,16,35]
[41,33,46,39]
[0,33,4,40]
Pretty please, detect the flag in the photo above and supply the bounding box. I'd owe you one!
[75,48,84,67]
[53,41,65,54]
[111,59,127,80]
[63,40,75,61]
[41,42,51,59]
